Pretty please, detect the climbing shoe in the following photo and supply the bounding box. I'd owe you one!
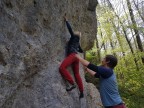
[79,92,84,98]
[66,84,76,91]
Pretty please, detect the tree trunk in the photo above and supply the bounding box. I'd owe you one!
[122,2,138,50]
[99,26,107,55]
[95,34,101,63]
[111,21,127,66]
[107,0,140,69]
[133,0,144,22]
[126,0,144,64]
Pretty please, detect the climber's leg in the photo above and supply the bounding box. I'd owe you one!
[59,53,77,85]
[72,58,84,98]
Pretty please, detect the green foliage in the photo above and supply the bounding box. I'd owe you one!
[115,51,144,108]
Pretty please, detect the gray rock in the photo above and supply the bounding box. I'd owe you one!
[88,0,98,11]
[0,0,102,108]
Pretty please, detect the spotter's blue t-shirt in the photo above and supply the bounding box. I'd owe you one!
[87,63,123,107]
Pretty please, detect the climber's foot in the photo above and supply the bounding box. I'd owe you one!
[66,84,76,91]
[79,92,84,98]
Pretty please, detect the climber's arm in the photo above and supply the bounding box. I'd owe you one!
[65,21,74,36]
[78,45,83,53]
[64,15,74,37]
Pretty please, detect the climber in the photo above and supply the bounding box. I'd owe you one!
[75,54,126,108]
[59,14,84,98]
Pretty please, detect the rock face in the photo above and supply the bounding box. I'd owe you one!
[0,0,102,108]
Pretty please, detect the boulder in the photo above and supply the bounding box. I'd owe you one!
[0,0,102,108]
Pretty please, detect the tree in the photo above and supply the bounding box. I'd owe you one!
[106,0,139,69]
[132,0,144,22]
[126,0,144,63]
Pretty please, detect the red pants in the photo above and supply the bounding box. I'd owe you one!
[111,104,126,108]
[59,53,84,92]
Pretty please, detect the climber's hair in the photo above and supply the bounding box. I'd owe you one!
[74,31,81,37]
